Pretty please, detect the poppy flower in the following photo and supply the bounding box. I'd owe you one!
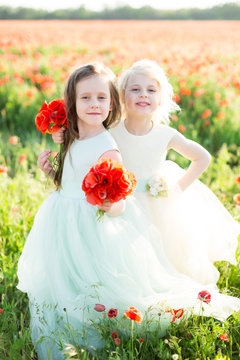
[20,154,27,163]
[202,109,212,119]
[108,308,118,318]
[198,290,211,304]
[233,194,240,203]
[124,306,143,324]
[111,331,117,339]
[178,124,186,133]
[9,136,18,145]
[140,337,144,343]
[166,308,184,323]
[219,333,229,342]
[0,308,2,314]
[173,94,181,103]
[0,165,8,173]
[35,99,68,135]
[94,304,106,312]
[114,337,120,346]
[82,158,137,220]
[234,175,240,184]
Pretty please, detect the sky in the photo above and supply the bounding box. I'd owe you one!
[0,0,239,11]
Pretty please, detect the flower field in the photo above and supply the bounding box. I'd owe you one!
[0,20,240,359]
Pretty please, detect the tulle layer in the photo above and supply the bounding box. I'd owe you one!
[17,188,240,359]
[135,160,240,285]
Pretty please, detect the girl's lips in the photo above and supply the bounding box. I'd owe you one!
[136,102,150,107]
[87,112,101,115]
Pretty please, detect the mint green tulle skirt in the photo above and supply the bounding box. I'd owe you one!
[17,186,240,359]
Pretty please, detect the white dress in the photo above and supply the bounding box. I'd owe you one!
[111,121,240,285]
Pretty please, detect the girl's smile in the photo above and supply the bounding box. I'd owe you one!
[76,74,111,135]
[124,73,161,117]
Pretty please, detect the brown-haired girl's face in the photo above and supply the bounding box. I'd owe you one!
[75,74,112,131]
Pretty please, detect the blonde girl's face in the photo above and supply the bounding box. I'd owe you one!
[123,73,161,117]
[75,74,111,130]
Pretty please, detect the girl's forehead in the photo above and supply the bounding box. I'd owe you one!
[126,72,159,87]
[76,74,110,92]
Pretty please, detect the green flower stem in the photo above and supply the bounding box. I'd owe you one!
[131,320,134,360]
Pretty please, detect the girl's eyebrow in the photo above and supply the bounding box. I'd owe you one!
[129,83,157,87]
[78,91,109,95]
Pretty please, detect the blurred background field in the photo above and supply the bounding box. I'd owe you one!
[0,19,240,359]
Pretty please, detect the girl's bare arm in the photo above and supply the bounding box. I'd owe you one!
[167,132,211,191]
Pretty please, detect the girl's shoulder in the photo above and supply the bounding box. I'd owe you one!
[153,122,178,139]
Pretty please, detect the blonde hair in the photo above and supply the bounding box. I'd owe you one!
[118,59,180,125]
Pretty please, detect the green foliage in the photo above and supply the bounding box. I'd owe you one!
[0,42,240,360]
[1,3,240,20]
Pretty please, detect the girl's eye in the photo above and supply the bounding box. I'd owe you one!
[81,96,89,99]
[148,89,156,93]
[98,96,106,100]
[131,88,139,92]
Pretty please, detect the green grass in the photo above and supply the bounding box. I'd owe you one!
[0,131,240,359]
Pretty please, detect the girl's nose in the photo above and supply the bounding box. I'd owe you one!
[90,104,100,109]
[139,90,148,98]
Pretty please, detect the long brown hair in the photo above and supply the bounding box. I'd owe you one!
[54,62,121,189]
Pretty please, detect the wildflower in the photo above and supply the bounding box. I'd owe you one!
[202,109,212,119]
[194,80,201,86]
[173,94,181,103]
[0,308,2,314]
[108,308,118,318]
[216,112,225,119]
[114,337,120,346]
[219,333,229,342]
[179,87,191,96]
[219,99,228,107]
[171,115,178,122]
[94,304,106,312]
[124,306,143,323]
[187,333,191,339]
[198,290,211,304]
[0,165,8,173]
[164,339,169,344]
[214,93,221,100]
[178,124,186,133]
[205,120,210,126]
[172,354,179,360]
[194,89,205,97]
[111,331,117,339]
[140,337,144,343]
[9,136,18,145]
[235,175,240,184]
[20,154,27,164]
[166,308,184,323]
[233,194,240,203]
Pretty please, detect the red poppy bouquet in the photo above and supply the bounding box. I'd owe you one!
[35,99,68,135]
[82,158,137,221]
[35,99,68,175]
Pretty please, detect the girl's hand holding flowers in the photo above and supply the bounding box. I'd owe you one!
[37,150,54,178]
[82,158,137,221]
[35,99,68,177]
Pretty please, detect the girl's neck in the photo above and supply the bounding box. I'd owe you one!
[124,116,153,135]
[77,123,105,140]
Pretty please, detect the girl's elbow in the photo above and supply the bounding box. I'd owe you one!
[205,151,212,165]
[202,150,211,169]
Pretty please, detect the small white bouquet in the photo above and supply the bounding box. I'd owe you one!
[146,175,168,198]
